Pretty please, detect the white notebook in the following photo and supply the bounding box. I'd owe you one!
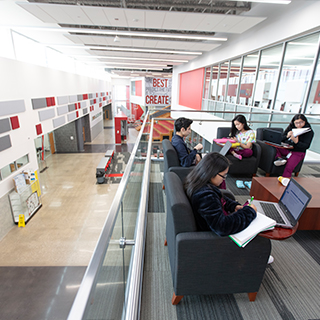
[229,212,276,248]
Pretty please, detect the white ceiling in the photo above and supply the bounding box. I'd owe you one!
[0,0,294,78]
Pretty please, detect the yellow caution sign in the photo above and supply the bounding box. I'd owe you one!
[18,214,25,228]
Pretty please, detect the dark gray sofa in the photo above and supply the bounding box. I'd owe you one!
[212,127,261,176]
[164,171,271,305]
[162,138,194,183]
[256,127,303,176]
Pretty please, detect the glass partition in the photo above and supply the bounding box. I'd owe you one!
[215,101,225,118]
[275,33,320,112]
[68,115,151,320]
[306,33,320,115]
[84,156,144,320]
[224,103,236,121]
[203,67,211,99]
[217,62,228,102]
[249,108,271,130]
[211,65,220,101]
[226,58,242,104]
[203,138,212,153]
[240,52,259,106]
[254,44,283,109]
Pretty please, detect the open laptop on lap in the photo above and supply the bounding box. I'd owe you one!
[219,140,232,156]
[252,178,312,228]
[202,140,232,158]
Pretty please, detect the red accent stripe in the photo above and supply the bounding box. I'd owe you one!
[105,173,123,178]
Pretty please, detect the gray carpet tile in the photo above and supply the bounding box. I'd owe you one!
[176,294,244,320]
[141,162,320,320]
[148,182,165,213]
[293,230,320,265]
[225,175,252,196]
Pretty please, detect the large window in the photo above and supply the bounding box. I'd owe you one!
[226,58,242,104]
[254,45,283,109]
[240,52,259,106]
[210,65,220,101]
[217,62,228,102]
[275,33,320,112]
[203,67,211,99]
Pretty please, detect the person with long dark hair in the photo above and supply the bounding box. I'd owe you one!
[229,114,256,160]
[274,114,314,177]
[184,152,257,236]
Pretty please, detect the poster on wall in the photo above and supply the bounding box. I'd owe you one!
[145,78,172,106]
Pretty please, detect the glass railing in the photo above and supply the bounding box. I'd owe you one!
[67,114,153,320]
[68,105,320,320]
[202,99,320,154]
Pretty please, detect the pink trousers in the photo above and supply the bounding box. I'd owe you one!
[275,148,305,177]
[229,148,253,158]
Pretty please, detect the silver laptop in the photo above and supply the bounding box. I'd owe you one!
[219,140,232,156]
[252,178,312,228]
[202,140,231,158]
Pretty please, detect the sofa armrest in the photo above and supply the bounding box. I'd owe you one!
[256,140,277,174]
[173,231,271,295]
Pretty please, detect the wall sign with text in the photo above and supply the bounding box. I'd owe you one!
[145,78,172,106]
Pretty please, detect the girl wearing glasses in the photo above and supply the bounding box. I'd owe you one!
[274,114,314,177]
[184,152,257,236]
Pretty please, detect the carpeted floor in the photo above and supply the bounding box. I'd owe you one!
[141,162,320,320]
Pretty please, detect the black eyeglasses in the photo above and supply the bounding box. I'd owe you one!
[217,173,227,180]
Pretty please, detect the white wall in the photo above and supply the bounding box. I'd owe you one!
[0,57,111,198]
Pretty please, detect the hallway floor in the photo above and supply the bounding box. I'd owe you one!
[0,121,139,320]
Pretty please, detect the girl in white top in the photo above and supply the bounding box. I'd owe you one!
[229,115,256,160]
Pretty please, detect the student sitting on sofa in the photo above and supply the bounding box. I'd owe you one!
[184,152,257,236]
[229,114,256,161]
[171,117,203,167]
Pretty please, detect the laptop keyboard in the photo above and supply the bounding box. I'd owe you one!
[260,203,286,224]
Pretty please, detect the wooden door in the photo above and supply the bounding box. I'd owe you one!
[82,127,86,142]
[48,132,55,154]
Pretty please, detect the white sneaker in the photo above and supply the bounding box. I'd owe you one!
[268,255,274,264]
[274,158,287,166]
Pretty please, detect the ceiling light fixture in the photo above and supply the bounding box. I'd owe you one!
[114,35,120,42]
[11,26,227,42]
[83,62,168,67]
[105,66,165,70]
[74,56,189,63]
[50,45,202,55]
[226,0,290,3]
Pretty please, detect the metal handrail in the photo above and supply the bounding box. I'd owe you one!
[123,118,154,320]
[67,112,150,320]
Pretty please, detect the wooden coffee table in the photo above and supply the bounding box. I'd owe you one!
[250,177,320,230]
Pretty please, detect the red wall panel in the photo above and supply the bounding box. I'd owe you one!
[179,68,205,110]
[10,116,20,130]
[36,124,42,135]
[136,81,142,96]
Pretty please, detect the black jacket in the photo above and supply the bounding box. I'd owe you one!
[171,134,198,167]
[190,183,256,237]
[282,123,314,153]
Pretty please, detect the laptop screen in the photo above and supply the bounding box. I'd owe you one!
[280,179,312,221]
